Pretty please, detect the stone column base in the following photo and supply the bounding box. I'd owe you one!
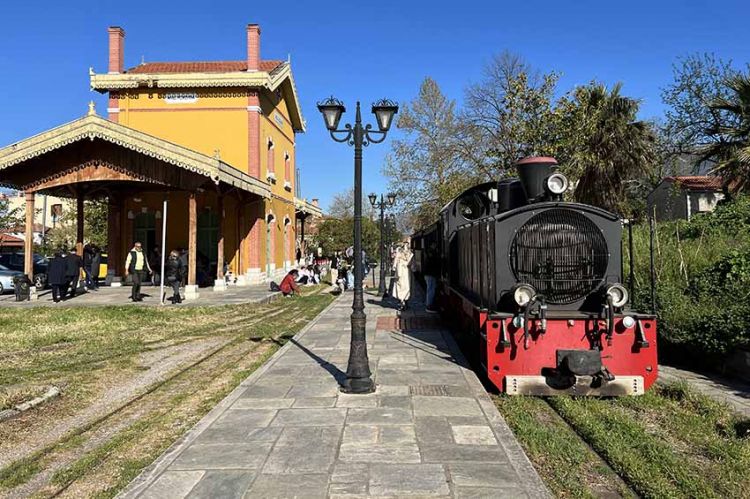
[184,284,200,300]
[213,279,227,292]
[106,270,122,287]
[236,275,249,287]
[246,268,264,285]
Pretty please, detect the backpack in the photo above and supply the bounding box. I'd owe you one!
[269,281,281,292]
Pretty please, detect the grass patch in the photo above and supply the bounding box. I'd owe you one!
[494,395,633,498]
[0,286,334,496]
[547,383,750,498]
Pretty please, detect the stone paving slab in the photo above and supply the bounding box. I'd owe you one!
[659,365,750,417]
[119,294,549,498]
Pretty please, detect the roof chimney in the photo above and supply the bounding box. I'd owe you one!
[108,26,125,73]
[247,24,261,71]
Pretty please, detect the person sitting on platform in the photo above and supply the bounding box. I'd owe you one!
[279,269,300,297]
[296,266,310,285]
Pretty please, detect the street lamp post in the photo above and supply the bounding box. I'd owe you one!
[387,213,395,278]
[317,97,398,394]
[368,192,396,297]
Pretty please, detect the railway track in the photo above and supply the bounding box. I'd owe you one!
[0,289,331,499]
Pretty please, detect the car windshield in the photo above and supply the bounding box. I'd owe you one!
[0,264,9,271]
[34,254,48,264]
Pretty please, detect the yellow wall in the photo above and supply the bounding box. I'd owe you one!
[116,90,250,173]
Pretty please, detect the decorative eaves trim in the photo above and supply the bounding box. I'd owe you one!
[0,114,272,198]
[294,197,323,217]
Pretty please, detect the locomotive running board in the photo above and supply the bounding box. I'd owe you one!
[505,375,645,396]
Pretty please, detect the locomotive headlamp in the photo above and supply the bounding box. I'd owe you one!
[546,173,569,195]
[622,316,636,329]
[606,283,629,308]
[513,284,536,307]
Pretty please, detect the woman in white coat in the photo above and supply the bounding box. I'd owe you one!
[392,244,413,311]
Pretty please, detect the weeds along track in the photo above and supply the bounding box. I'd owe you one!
[0,289,330,499]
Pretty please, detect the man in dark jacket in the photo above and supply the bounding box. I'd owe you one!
[82,243,95,290]
[47,251,67,303]
[90,245,101,290]
[65,249,83,298]
[165,250,184,304]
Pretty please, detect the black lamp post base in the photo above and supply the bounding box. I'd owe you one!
[340,377,375,394]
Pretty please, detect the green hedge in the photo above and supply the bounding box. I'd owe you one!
[628,195,750,358]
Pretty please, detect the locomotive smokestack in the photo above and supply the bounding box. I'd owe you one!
[515,156,558,203]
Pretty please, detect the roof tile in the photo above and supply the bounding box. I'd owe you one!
[126,60,283,74]
[668,176,724,190]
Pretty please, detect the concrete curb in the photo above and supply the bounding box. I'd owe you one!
[0,386,61,423]
[117,293,343,499]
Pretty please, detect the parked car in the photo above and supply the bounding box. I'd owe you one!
[0,252,49,289]
[0,263,25,294]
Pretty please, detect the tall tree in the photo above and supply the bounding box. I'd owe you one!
[554,82,657,214]
[45,199,108,250]
[315,216,380,261]
[701,73,750,192]
[661,53,740,166]
[462,51,559,178]
[0,196,23,231]
[384,77,471,229]
[327,188,375,220]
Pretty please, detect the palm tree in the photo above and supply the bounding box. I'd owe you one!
[555,82,656,214]
[701,74,750,193]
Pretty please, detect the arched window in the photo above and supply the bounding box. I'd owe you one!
[267,138,275,178]
[284,152,291,183]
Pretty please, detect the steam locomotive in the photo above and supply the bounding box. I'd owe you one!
[411,157,657,396]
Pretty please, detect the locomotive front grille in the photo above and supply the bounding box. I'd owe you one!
[509,208,608,304]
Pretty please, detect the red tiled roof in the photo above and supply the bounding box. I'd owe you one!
[126,60,283,74]
[668,176,724,191]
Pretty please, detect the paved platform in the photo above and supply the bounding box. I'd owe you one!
[659,365,750,417]
[120,293,548,498]
[0,283,278,308]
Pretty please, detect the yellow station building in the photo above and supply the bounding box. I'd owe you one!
[0,24,321,298]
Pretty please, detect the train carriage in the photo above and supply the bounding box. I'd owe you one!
[412,157,658,396]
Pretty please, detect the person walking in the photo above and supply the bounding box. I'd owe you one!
[392,244,413,311]
[125,241,152,302]
[65,248,83,298]
[47,250,67,303]
[165,249,184,304]
[82,242,95,290]
[423,242,440,314]
[330,252,339,286]
[90,244,101,290]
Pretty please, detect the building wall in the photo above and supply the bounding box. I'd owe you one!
[6,191,69,230]
[647,180,726,221]
[647,181,686,221]
[110,83,300,281]
[114,89,250,173]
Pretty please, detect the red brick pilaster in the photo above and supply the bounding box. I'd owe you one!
[248,91,261,178]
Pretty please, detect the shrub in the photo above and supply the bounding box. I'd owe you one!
[628,195,750,359]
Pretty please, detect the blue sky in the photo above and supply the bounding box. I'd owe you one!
[1,0,748,211]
